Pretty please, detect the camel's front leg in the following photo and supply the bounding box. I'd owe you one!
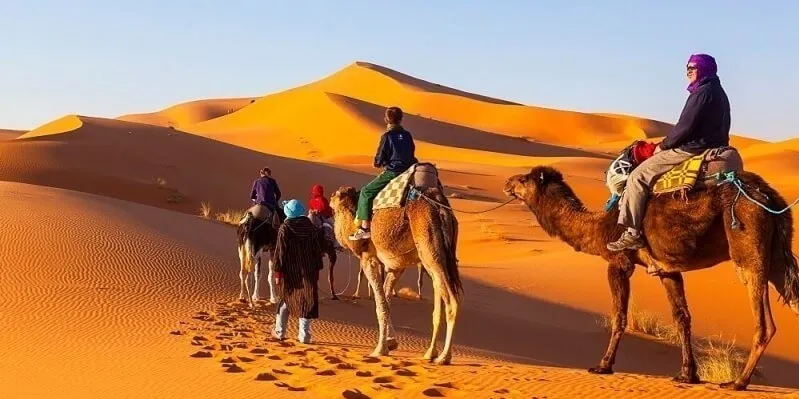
[589,261,633,374]
[266,253,278,304]
[362,256,391,357]
[352,268,364,298]
[383,268,406,351]
[251,252,262,302]
[659,273,699,384]
[327,253,338,301]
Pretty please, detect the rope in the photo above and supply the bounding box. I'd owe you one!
[716,171,799,229]
[328,253,354,297]
[410,187,516,214]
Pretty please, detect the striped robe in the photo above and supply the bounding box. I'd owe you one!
[272,217,325,319]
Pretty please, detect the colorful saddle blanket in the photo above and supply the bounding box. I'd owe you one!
[651,150,710,195]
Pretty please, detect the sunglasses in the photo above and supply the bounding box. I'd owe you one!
[686,65,698,71]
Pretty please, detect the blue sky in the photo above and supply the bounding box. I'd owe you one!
[1,1,797,140]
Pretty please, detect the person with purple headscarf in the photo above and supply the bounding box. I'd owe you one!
[607,53,731,253]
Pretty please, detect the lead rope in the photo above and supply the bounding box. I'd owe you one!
[409,187,516,214]
[716,171,799,229]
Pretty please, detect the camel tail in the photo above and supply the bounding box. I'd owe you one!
[761,179,799,312]
[430,188,463,298]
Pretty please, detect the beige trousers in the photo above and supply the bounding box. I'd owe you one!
[618,148,694,229]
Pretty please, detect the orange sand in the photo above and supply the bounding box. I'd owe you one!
[2,61,798,398]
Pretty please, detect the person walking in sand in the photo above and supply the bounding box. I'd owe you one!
[271,199,326,343]
[349,106,418,241]
[247,167,282,221]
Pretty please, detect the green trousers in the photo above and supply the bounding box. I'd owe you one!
[356,171,398,222]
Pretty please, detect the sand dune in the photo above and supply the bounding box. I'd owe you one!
[3,115,371,215]
[117,97,257,128]
[0,128,25,141]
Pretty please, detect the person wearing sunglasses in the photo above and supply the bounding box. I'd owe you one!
[607,53,731,252]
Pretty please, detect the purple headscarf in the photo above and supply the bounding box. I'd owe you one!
[686,53,718,92]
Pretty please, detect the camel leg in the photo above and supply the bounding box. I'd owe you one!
[251,253,262,302]
[417,264,426,300]
[363,256,391,358]
[720,270,775,391]
[266,254,278,304]
[383,268,405,351]
[327,254,339,301]
[352,267,364,298]
[423,282,443,362]
[589,262,632,374]
[659,273,699,384]
[237,246,248,303]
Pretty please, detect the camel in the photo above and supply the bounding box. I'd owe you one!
[504,165,799,391]
[329,166,461,364]
[237,208,338,306]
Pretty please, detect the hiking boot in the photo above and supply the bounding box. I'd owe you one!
[348,228,371,241]
[606,230,645,252]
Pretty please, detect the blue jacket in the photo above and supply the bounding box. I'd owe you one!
[660,76,731,153]
[250,177,281,209]
[374,126,418,173]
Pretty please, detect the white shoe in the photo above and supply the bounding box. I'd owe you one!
[348,228,371,241]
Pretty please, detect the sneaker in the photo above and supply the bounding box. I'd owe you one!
[606,230,645,252]
[348,228,371,241]
[271,330,285,341]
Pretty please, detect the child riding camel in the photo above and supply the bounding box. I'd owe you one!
[349,106,418,241]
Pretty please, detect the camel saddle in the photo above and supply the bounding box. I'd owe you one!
[372,162,441,210]
[652,146,743,195]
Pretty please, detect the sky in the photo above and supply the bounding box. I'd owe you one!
[1,1,797,141]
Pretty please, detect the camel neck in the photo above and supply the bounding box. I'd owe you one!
[530,185,608,257]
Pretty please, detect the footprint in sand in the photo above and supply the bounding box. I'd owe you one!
[285,362,299,367]
[250,348,269,355]
[190,340,204,346]
[273,368,292,375]
[237,356,255,363]
[224,364,245,373]
[191,335,208,342]
[494,388,510,394]
[234,342,248,349]
[336,363,356,370]
[362,357,381,364]
[288,350,307,356]
[220,357,236,364]
[255,373,277,381]
[433,382,457,389]
[300,364,317,370]
[324,356,342,365]
[170,330,184,336]
[373,376,395,384]
[267,355,282,361]
[220,344,233,351]
[355,371,373,378]
[316,369,336,376]
[422,388,445,397]
[342,389,371,399]
[190,351,212,358]
[394,368,417,377]
[274,382,305,392]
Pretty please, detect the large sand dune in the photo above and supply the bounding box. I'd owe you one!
[117,97,257,128]
[2,60,798,397]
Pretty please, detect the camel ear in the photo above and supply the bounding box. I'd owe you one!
[531,167,563,187]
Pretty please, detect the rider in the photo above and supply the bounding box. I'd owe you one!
[607,53,731,252]
[248,167,282,221]
[308,184,341,250]
[349,106,418,241]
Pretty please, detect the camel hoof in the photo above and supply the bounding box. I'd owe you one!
[238,298,248,304]
[386,339,399,351]
[369,349,388,358]
[422,350,438,362]
[673,373,701,384]
[433,355,451,366]
[719,381,746,391]
[587,366,613,375]
[331,295,340,301]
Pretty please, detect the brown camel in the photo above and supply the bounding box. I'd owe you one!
[504,165,799,391]
[329,179,461,364]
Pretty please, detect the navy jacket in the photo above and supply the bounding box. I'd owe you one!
[250,177,282,209]
[374,126,418,173]
[660,76,731,153]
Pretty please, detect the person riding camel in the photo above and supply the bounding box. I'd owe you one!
[349,106,418,241]
[307,184,342,251]
[607,53,731,252]
[248,167,282,221]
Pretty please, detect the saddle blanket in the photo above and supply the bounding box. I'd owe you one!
[372,164,418,210]
[652,149,710,195]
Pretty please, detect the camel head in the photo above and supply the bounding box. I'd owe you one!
[329,186,359,214]
[503,165,565,205]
